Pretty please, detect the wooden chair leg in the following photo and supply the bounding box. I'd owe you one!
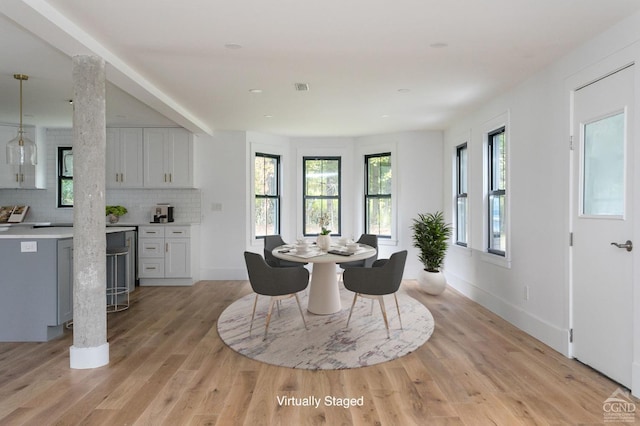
[264,297,276,340]
[377,296,390,339]
[346,293,359,328]
[249,294,259,335]
[294,293,307,330]
[393,293,402,330]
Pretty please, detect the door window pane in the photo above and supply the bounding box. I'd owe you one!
[583,112,625,216]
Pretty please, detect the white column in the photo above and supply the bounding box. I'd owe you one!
[69,55,109,369]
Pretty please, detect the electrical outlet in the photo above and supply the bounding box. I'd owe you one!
[21,241,37,253]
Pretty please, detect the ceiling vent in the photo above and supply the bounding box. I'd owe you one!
[295,83,310,91]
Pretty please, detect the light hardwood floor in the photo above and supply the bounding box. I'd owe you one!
[0,279,634,425]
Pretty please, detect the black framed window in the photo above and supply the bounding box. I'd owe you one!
[487,127,506,255]
[455,144,468,246]
[365,153,391,237]
[303,157,340,236]
[254,153,280,238]
[57,146,73,208]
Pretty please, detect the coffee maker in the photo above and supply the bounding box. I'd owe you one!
[152,204,174,223]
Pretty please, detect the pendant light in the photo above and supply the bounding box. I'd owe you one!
[6,74,37,165]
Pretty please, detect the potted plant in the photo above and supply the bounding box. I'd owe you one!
[317,213,332,251]
[105,205,128,224]
[411,211,452,295]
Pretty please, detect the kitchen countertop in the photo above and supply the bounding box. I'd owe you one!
[0,226,136,239]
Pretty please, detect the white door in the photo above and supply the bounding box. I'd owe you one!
[572,65,634,387]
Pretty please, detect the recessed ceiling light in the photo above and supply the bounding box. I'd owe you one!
[430,42,448,49]
[264,114,273,118]
[381,115,390,118]
[397,89,410,93]
[224,43,242,50]
[249,89,263,94]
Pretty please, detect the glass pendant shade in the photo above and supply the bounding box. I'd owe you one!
[6,129,37,165]
[6,74,37,166]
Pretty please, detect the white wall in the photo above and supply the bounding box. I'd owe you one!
[197,130,444,280]
[196,130,248,279]
[355,131,443,275]
[442,10,640,373]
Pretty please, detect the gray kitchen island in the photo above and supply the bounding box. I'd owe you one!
[0,226,136,342]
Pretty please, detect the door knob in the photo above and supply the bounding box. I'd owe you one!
[611,240,633,252]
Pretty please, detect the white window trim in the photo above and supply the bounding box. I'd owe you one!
[296,144,352,240]
[482,111,511,268]
[452,130,471,252]
[357,142,398,246]
[248,141,288,247]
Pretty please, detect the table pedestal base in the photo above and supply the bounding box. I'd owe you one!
[307,263,341,315]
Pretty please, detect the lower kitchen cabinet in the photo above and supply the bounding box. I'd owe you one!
[57,238,73,324]
[0,228,135,342]
[138,224,198,286]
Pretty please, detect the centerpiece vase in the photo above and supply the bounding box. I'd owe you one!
[317,235,331,251]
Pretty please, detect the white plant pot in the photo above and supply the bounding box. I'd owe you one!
[417,269,447,295]
[317,235,331,251]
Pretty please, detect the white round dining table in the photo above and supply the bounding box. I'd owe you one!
[272,243,377,315]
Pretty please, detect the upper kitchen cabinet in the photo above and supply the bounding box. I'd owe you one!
[106,128,144,188]
[0,125,43,189]
[143,128,193,188]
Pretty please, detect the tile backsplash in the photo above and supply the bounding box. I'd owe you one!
[0,128,201,224]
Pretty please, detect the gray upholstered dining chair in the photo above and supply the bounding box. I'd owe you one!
[263,235,307,268]
[244,251,309,340]
[338,234,378,269]
[342,250,407,338]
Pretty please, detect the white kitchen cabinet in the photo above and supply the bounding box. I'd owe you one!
[138,225,195,285]
[0,125,41,189]
[143,128,193,188]
[106,128,144,188]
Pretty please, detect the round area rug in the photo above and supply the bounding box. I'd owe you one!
[217,285,434,370]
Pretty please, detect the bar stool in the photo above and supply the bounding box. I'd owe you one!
[106,246,129,312]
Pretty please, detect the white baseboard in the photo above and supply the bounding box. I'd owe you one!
[446,272,569,356]
[199,268,248,280]
[139,278,194,286]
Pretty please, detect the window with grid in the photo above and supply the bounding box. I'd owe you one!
[365,153,391,237]
[303,157,341,236]
[254,153,281,238]
[455,143,468,246]
[487,127,506,255]
[57,146,74,207]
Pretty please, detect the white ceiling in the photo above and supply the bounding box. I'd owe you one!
[1,0,640,137]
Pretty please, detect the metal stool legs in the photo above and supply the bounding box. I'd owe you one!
[106,246,130,313]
